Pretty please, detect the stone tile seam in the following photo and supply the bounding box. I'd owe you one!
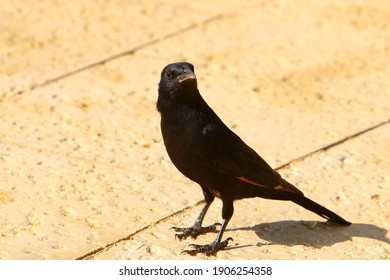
[2,14,223,101]
[75,201,204,260]
[276,118,390,170]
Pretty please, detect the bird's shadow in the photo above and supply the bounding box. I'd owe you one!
[227,220,390,249]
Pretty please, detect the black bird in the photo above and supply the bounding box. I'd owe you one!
[156,62,351,255]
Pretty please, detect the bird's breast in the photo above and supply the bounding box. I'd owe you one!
[160,115,207,181]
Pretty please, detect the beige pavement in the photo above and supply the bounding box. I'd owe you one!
[0,0,389,259]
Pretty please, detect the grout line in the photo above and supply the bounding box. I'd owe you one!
[75,201,204,260]
[275,118,390,170]
[10,14,222,99]
[77,117,390,259]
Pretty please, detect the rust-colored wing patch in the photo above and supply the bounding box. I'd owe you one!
[236,176,297,194]
[236,176,279,188]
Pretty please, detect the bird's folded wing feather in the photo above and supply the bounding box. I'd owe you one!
[199,122,283,189]
[199,122,303,195]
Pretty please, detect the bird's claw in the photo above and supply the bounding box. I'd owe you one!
[170,222,221,240]
[181,237,233,256]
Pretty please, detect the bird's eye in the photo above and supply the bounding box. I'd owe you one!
[166,71,173,79]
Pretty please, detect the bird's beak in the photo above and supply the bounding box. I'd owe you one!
[178,72,197,84]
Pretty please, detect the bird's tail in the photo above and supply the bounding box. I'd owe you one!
[291,195,351,226]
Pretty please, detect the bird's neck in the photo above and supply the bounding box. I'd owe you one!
[157,89,208,115]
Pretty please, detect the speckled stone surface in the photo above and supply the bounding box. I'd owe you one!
[0,0,389,259]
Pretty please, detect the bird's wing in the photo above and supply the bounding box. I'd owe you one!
[200,122,301,194]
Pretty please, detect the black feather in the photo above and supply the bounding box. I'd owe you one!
[157,62,351,255]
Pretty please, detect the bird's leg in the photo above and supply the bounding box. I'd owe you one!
[171,202,221,240]
[182,218,232,256]
[181,199,234,255]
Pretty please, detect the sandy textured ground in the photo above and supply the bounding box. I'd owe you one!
[1,0,389,260]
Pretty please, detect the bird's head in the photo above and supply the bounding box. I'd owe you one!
[157,62,198,106]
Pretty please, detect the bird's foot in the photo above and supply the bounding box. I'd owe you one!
[181,237,233,256]
[171,222,221,240]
